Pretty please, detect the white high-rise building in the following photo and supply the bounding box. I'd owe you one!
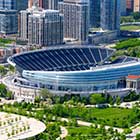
[59,0,89,44]
[20,7,64,46]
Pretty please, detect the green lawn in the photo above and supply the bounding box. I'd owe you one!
[88,107,131,120]
[121,25,140,31]
[0,38,15,48]
[66,126,124,140]
[66,126,102,140]
[0,38,14,44]
[115,38,140,50]
[72,107,135,128]
[52,105,140,128]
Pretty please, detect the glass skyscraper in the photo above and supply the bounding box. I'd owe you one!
[16,0,28,11]
[0,0,17,34]
[101,0,120,31]
[0,10,18,34]
[89,0,101,28]
[0,0,16,10]
[89,0,120,30]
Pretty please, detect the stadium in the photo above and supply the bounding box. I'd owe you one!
[7,45,140,96]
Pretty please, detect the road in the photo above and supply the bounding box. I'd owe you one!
[126,127,140,140]
[60,126,68,139]
[119,101,139,109]
[0,97,15,105]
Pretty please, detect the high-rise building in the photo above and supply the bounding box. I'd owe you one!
[28,0,33,8]
[89,0,101,28]
[0,0,16,10]
[0,0,28,11]
[134,0,140,12]
[19,8,33,41]
[29,0,63,10]
[48,0,63,10]
[120,0,127,15]
[0,10,18,34]
[0,0,19,34]
[28,0,42,8]
[59,0,89,44]
[101,0,120,31]
[20,8,64,46]
[126,0,140,13]
[126,0,134,13]
[28,0,38,8]
[0,0,28,35]
[16,0,28,11]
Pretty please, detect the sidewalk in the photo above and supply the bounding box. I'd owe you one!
[60,118,123,133]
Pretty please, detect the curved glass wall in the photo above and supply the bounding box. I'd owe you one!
[22,62,140,92]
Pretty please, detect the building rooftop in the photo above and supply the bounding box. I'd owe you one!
[127,75,140,80]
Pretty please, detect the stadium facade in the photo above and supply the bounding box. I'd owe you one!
[8,45,140,96]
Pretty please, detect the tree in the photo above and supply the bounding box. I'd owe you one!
[6,91,13,99]
[108,96,114,105]
[35,96,41,103]
[52,96,61,104]
[132,12,140,20]
[70,118,78,127]
[120,134,126,140]
[0,65,6,76]
[123,91,138,102]
[124,128,132,134]
[7,133,10,137]
[0,84,7,97]
[8,65,15,73]
[116,96,121,105]
[0,84,13,99]
[121,16,134,23]
[89,94,106,105]
[115,38,140,50]
[136,133,140,140]
[40,88,52,100]
[46,98,52,105]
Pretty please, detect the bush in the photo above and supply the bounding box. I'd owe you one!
[123,92,139,102]
[115,39,140,50]
[124,128,132,134]
[89,93,106,105]
[136,133,140,140]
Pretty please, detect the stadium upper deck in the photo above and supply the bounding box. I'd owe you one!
[8,46,115,72]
